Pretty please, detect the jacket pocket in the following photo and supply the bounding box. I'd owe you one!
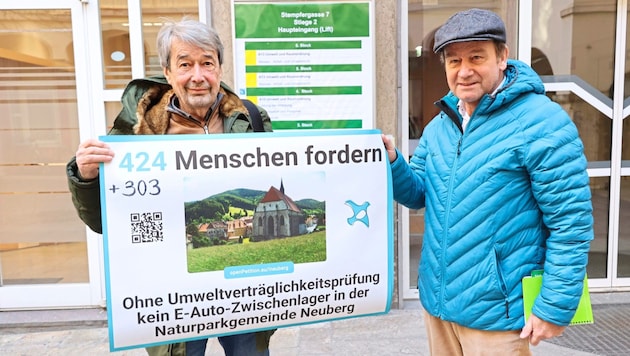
[492,247,509,318]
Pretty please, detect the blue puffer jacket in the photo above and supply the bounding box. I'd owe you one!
[391,59,593,330]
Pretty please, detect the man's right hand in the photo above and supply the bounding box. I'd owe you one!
[520,313,566,346]
[75,138,114,180]
[381,134,398,163]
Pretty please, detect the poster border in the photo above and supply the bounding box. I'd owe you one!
[99,129,393,351]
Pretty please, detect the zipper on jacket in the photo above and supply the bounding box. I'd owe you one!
[493,248,510,319]
[167,93,223,134]
[200,109,212,134]
[433,99,467,319]
[437,139,463,319]
[505,299,509,318]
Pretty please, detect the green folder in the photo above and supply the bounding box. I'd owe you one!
[522,270,594,325]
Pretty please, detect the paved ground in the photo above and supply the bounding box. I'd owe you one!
[543,302,630,356]
[1,292,628,356]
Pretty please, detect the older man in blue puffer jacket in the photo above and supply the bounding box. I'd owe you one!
[383,8,593,356]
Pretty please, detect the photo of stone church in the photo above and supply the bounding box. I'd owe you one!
[252,181,307,240]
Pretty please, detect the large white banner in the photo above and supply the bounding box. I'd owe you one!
[99,129,393,351]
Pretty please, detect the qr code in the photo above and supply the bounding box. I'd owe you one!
[130,212,163,243]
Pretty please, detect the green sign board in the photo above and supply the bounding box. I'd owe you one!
[233,1,374,130]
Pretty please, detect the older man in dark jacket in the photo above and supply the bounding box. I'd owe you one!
[67,18,274,356]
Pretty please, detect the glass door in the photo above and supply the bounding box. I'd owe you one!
[402,0,515,301]
[0,0,103,309]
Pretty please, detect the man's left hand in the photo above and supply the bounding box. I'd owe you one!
[520,314,566,346]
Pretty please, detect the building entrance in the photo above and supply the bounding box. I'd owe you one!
[0,0,103,309]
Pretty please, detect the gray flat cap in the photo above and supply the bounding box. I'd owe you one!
[433,8,506,53]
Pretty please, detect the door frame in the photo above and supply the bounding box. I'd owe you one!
[0,0,106,309]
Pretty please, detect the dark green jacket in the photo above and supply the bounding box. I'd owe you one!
[66,75,274,355]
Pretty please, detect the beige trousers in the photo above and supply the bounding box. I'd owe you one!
[424,310,532,356]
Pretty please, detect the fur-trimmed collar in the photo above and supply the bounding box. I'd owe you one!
[133,86,248,134]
